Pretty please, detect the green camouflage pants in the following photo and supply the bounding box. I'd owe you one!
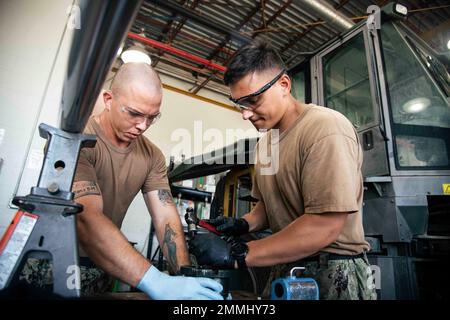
[19,258,114,297]
[263,256,377,300]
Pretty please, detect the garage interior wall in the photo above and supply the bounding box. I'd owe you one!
[0,0,259,255]
[0,0,74,239]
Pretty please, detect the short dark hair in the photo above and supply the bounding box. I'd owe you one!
[224,39,286,86]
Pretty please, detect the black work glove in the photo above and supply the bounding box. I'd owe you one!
[207,216,249,236]
[189,233,234,269]
[189,233,248,269]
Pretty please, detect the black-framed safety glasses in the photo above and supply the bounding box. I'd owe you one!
[229,69,286,111]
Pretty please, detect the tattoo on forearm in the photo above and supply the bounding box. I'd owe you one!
[163,223,178,272]
[158,189,174,206]
[72,181,101,199]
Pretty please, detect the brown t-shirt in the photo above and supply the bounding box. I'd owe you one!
[74,117,170,229]
[252,104,370,255]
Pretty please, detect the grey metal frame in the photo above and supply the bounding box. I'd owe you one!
[313,24,380,133]
[311,23,391,177]
[374,22,450,177]
[312,20,450,178]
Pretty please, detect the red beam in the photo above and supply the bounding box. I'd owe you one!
[128,32,227,73]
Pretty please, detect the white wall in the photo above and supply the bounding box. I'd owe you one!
[0,0,258,257]
[152,74,259,162]
[0,0,73,236]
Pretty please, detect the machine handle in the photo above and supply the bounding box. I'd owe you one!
[290,267,306,278]
[199,220,221,235]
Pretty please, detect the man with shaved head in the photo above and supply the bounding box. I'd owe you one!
[21,63,223,300]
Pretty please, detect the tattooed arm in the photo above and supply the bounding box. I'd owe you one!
[73,181,151,287]
[143,189,190,273]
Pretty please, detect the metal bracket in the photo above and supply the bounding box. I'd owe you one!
[0,124,96,298]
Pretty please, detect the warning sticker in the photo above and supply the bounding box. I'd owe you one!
[0,212,38,290]
[443,184,450,195]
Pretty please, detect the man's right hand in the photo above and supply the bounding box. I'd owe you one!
[137,265,223,300]
[207,216,249,236]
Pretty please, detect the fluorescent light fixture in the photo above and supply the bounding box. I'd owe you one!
[121,45,151,65]
[402,97,431,113]
[395,3,408,16]
[382,2,408,19]
[447,39,450,51]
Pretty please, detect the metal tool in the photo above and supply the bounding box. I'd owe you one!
[270,267,319,300]
[198,219,221,235]
[184,207,198,238]
[0,125,96,298]
[183,209,232,298]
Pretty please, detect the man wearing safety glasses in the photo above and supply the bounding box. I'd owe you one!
[190,40,376,300]
[21,63,223,300]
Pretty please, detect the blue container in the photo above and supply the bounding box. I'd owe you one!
[270,267,319,300]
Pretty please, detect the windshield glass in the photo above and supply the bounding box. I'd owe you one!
[381,22,450,170]
[322,33,375,130]
[408,37,450,97]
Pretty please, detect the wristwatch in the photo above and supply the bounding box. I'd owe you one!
[230,241,248,269]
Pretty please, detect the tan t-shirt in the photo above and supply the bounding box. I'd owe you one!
[252,104,370,255]
[74,117,170,229]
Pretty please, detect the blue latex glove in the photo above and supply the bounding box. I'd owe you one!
[137,265,224,300]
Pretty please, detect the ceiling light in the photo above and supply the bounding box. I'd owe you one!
[394,3,408,16]
[121,45,151,65]
[447,39,450,51]
[382,2,408,20]
[120,29,151,65]
[402,97,431,114]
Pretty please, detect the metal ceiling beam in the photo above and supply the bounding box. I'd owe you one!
[157,54,223,80]
[151,0,252,45]
[260,0,267,29]
[160,12,177,36]
[153,0,200,68]
[280,20,318,53]
[293,0,354,32]
[420,19,450,43]
[192,0,295,94]
[134,14,230,53]
[376,0,392,8]
[128,32,226,72]
[190,4,261,94]
[207,5,260,61]
[167,0,200,44]
[252,0,293,38]
[334,0,350,11]
[281,0,356,52]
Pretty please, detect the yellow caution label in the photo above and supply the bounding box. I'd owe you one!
[443,184,450,195]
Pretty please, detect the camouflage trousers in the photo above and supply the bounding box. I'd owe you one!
[262,255,377,300]
[19,258,114,297]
